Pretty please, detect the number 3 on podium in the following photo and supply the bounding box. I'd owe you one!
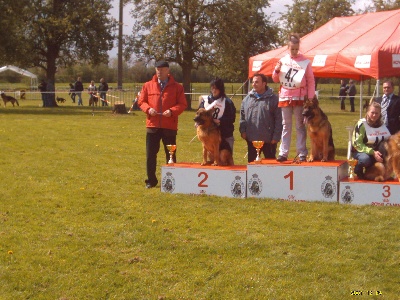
[284,171,294,190]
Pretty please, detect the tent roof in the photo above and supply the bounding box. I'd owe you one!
[0,65,38,79]
[249,9,400,80]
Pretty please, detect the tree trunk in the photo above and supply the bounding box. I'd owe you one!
[46,44,59,107]
[181,64,192,110]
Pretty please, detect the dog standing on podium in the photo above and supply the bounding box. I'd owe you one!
[302,95,335,162]
[194,108,234,166]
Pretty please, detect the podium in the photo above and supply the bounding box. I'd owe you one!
[339,178,400,206]
[161,163,247,198]
[247,159,348,202]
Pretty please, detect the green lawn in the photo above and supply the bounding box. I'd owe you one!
[0,96,399,299]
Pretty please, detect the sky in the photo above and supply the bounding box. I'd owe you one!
[108,0,373,58]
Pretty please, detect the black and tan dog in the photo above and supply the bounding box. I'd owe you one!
[194,108,234,166]
[56,96,66,103]
[1,91,19,107]
[364,132,400,182]
[302,95,335,162]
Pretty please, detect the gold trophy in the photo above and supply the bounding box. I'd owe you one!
[166,144,176,164]
[348,158,358,180]
[252,141,264,163]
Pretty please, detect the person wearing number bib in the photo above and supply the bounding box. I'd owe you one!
[272,33,315,162]
[198,77,236,157]
[352,102,391,179]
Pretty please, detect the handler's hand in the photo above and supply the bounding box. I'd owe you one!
[148,108,157,116]
[241,132,247,140]
[162,109,172,117]
[275,61,282,72]
[374,150,383,163]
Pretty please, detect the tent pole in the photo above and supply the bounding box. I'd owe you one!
[376,79,380,98]
[359,77,363,119]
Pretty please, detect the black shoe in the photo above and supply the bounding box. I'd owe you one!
[299,155,307,162]
[276,155,287,162]
[146,183,156,189]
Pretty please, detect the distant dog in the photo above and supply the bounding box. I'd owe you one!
[194,108,234,166]
[56,96,66,103]
[1,91,19,107]
[89,93,99,106]
[364,132,400,182]
[302,95,335,162]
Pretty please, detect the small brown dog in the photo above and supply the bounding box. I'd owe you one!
[364,132,400,181]
[194,108,234,166]
[302,95,335,162]
[89,93,99,106]
[1,91,19,107]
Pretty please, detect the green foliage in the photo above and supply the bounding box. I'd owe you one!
[279,0,355,43]
[1,92,400,298]
[208,0,280,82]
[0,0,116,84]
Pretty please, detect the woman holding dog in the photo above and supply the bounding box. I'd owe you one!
[198,78,236,154]
[352,102,391,179]
[272,33,315,162]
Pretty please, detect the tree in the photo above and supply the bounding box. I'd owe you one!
[208,0,279,85]
[126,0,278,108]
[371,0,400,11]
[0,0,116,107]
[279,0,355,42]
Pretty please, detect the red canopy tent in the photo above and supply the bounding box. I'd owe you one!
[249,9,400,81]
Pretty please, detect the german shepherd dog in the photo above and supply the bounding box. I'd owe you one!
[364,132,400,182]
[56,96,66,103]
[1,91,19,107]
[302,95,335,162]
[194,108,234,166]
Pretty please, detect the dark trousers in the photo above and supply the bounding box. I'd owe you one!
[100,92,107,106]
[349,96,355,112]
[146,129,177,185]
[340,96,346,110]
[246,140,277,163]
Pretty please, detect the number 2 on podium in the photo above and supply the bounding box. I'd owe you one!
[198,171,209,187]
[284,170,294,190]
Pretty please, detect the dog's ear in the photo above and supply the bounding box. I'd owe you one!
[312,95,319,106]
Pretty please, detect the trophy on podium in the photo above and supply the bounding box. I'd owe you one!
[166,144,176,164]
[252,141,264,163]
[348,158,358,180]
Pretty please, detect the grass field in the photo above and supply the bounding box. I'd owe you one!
[1,94,399,299]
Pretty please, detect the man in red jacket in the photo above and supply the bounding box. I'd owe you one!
[138,61,187,188]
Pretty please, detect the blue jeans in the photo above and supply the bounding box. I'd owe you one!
[352,152,375,177]
[279,105,307,158]
[76,92,83,105]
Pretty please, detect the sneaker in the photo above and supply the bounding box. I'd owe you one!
[276,155,287,162]
[299,155,307,162]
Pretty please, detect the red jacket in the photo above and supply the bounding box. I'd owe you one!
[139,74,187,130]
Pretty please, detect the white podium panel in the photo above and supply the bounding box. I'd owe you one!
[339,178,400,206]
[247,160,348,202]
[161,163,247,198]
